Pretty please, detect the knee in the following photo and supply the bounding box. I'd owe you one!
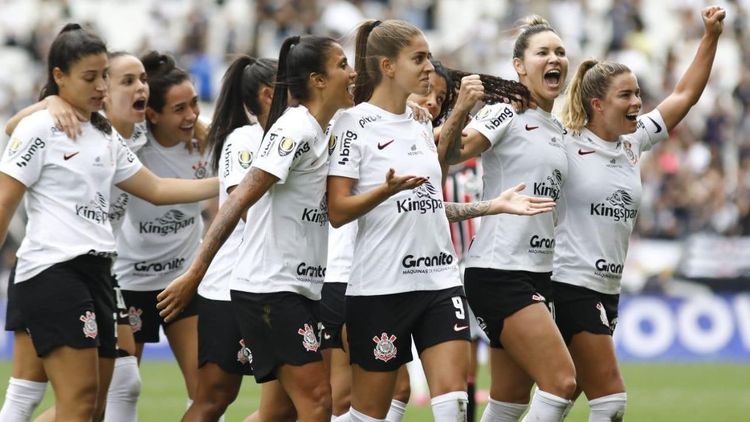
[108,357,142,402]
[308,383,333,415]
[589,392,627,422]
[539,372,577,400]
[392,380,411,404]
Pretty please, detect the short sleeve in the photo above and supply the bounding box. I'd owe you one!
[112,134,143,184]
[0,115,49,187]
[327,111,362,180]
[222,126,262,190]
[465,103,515,148]
[633,109,668,155]
[253,115,305,184]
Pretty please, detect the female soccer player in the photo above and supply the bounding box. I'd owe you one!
[0,24,216,422]
[327,19,556,422]
[443,15,577,422]
[554,6,725,420]
[159,34,357,422]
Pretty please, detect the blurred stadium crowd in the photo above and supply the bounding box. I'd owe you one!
[0,0,747,247]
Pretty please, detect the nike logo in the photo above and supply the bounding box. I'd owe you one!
[525,124,539,131]
[578,149,595,156]
[323,333,331,340]
[377,140,395,150]
[647,116,662,133]
[119,312,129,319]
[64,152,80,160]
[453,324,469,332]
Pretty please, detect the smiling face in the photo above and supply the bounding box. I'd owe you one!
[390,34,434,96]
[407,71,448,120]
[55,52,109,117]
[321,43,357,109]
[513,30,568,111]
[105,55,149,125]
[595,71,642,137]
[147,80,199,144]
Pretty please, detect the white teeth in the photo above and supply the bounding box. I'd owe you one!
[347,84,355,95]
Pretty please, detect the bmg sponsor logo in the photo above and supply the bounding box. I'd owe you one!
[15,137,45,167]
[590,189,638,222]
[481,107,513,131]
[337,130,357,165]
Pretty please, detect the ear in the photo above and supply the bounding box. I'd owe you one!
[512,57,526,76]
[52,67,65,87]
[310,72,327,90]
[381,57,395,79]
[260,85,274,107]
[591,97,603,114]
[145,107,159,125]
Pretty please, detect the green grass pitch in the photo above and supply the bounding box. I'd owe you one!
[1,362,749,420]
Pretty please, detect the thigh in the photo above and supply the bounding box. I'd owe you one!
[350,364,400,418]
[256,380,297,422]
[164,315,200,396]
[10,331,47,381]
[569,331,625,399]
[412,287,471,353]
[486,346,535,403]
[327,345,352,415]
[419,340,470,397]
[42,346,98,404]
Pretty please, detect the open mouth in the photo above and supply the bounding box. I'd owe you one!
[625,112,638,122]
[544,69,561,88]
[133,99,147,111]
[347,83,355,96]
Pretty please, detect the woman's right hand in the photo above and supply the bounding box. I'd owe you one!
[46,95,84,139]
[383,168,428,195]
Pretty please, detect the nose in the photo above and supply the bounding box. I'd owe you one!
[425,59,435,73]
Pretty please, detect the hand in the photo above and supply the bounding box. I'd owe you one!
[407,101,432,123]
[455,75,484,114]
[383,168,428,195]
[156,272,200,323]
[489,183,556,216]
[702,6,725,38]
[46,95,84,139]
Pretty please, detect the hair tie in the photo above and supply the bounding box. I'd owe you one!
[372,20,382,29]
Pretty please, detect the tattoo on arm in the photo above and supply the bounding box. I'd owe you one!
[441,116,464,164]
[445,200,491,223]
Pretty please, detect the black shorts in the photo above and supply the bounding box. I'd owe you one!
[5,264,24,332]
[121,289,198,343]
[346,286,470,372]
[111,275,129,326]
[230,290,322,383]
[198,295,253,376]
[15,255,117,358]
[550,281,620,344]
[464,268,551,348]
[319,282,346,350]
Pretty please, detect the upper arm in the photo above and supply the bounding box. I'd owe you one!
[655,93,693,132]
[458,128,491,161]
[116,167,160,201]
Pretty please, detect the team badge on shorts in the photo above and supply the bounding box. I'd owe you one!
[596,302,609,328]
[80,311,98,339]
[532,293,546,302]
[128,307,143,333]
[237,339,253,365]
[373,332,398,362]
[298,323,320,352]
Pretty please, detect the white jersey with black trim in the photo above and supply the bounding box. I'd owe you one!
[324,221,357,284]
[198,124,263,301]
[552,110,668,294]
[110,121,148,237]
[230,105,330,300]
[328,102,461,296]
[0,110,142,283]
[114,131,209,291]
[464,103,567,272]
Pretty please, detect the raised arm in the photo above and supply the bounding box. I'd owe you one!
[440,75,485,166]
[444,182,555,222]
[156,167,278,321]
[656,6,725,131]
[116,167,219,205]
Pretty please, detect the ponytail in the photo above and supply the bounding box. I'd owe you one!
[353,20,380,104]
[561,59,631,132]
[267,36,300,133]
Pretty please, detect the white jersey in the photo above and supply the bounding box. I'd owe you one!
[110,121,148,237]
[328,102,461,296]
[464,103,567,273]
[230,105,330,300]
[552,110,667,294]
[324,221,357,284]
[0,110,141,282]
[114,132,209,291]
[198,124,263,301]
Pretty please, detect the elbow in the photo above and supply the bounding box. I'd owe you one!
[327,209,348,228]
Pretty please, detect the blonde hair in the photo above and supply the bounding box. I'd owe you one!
[353,19,423,104]
[513,15,556,59]
[561,59,632,132]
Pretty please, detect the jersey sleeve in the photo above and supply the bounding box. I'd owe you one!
[327,111,362,180]
[252,114,305,184]
[0,114,49,187]
[465,103,515,148]
[112,134,143,184]
[222,126,260,190]
[633,109,668,155]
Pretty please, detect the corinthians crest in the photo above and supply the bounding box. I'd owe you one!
[80,311,98,339]
[298,323,320,352]
[373,332,398,362]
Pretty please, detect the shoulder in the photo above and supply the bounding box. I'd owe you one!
[472,102,517,123]
[15,109,56,137]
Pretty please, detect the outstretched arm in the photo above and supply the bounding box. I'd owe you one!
[117,167,219,205]
[656,6,725,131]
[156,167,278,321]
[444,183,555,223]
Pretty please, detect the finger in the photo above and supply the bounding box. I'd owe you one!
[156,289,168,302]
[386,168,396,180]
[513,182,527,192]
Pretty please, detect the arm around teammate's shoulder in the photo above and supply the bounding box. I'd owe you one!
[656,6,725,131]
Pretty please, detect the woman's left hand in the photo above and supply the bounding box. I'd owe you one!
[702,6,726,38]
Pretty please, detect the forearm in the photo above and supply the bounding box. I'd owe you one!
[5,101,47,136]
[440,107,471,166]
[150,177,218,205]
[444,200,491,223]
[329,183,391,227]
[675,34,720,104]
